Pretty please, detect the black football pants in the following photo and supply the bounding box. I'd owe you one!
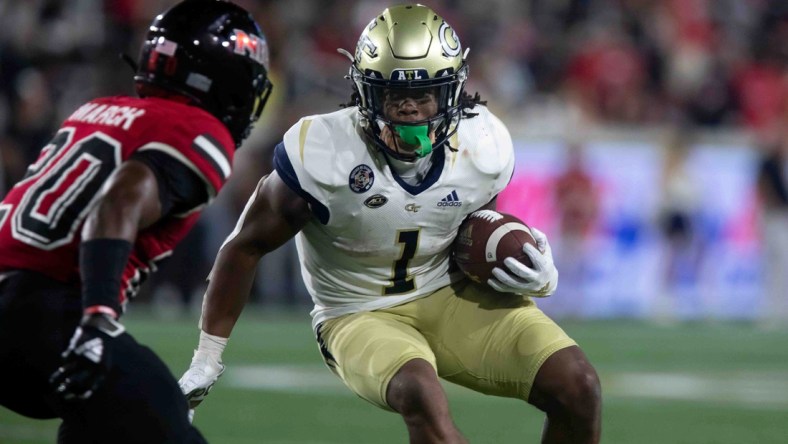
[0,270,207,443]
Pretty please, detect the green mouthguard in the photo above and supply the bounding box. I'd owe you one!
[395,125,432,158]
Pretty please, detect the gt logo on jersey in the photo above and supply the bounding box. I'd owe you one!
[391,69,429,81]
[349,164,374,193]
[233,29,269,67]
[405,203,421,213]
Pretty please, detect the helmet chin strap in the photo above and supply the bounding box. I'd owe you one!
[394,125,432,158]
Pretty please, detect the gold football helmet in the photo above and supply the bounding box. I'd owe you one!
[343,4,468,158]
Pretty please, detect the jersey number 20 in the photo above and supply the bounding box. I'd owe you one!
[2,128,121,250]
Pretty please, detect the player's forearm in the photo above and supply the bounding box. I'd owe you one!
[200,245,261,338]
[82,162,162,241]
[78,188,147,315]
[78,164,161,315]
[83,198,144,242]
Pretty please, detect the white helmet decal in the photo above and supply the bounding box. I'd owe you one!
[438,21,461,58]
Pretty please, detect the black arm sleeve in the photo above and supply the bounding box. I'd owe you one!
[130,150,209,215]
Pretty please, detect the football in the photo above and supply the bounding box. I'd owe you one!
[452,210,537,283]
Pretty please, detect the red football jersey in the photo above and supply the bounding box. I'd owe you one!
[0,96,235,307]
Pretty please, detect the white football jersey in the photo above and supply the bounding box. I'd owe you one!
[273,106,514,329]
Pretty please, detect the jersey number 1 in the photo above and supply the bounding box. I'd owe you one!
[384,229,420,295]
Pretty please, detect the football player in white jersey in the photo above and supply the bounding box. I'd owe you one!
[180,4,601,443]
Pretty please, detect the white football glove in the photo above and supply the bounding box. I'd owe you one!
[179,331,227,409]
[488,227,559,297]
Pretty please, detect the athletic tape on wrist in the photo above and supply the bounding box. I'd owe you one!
[84,305,119,319]
[197,330,228,360]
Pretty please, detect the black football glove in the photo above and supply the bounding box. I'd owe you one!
[50,312,125,401]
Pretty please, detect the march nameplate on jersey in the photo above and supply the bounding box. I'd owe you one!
[390,69,430,81]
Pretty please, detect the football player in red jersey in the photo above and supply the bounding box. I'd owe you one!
[0,1,272,442]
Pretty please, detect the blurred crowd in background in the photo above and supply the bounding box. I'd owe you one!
[1,0,786,323]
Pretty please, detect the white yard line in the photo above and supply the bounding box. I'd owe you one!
[605,372,788,409]
[226,365,788,410]
[227,365,348,394]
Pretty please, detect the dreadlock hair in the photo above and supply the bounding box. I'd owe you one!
[458,91,486,118]
[339,90,360,109]
[340,90,487,119]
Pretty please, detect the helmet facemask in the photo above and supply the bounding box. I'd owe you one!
[352,64,467,159]
[220,69,273,143]
[343,4,468,161]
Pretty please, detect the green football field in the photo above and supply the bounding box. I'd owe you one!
[2,309,787,444]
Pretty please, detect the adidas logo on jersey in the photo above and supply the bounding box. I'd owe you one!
[437,190,462,207]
